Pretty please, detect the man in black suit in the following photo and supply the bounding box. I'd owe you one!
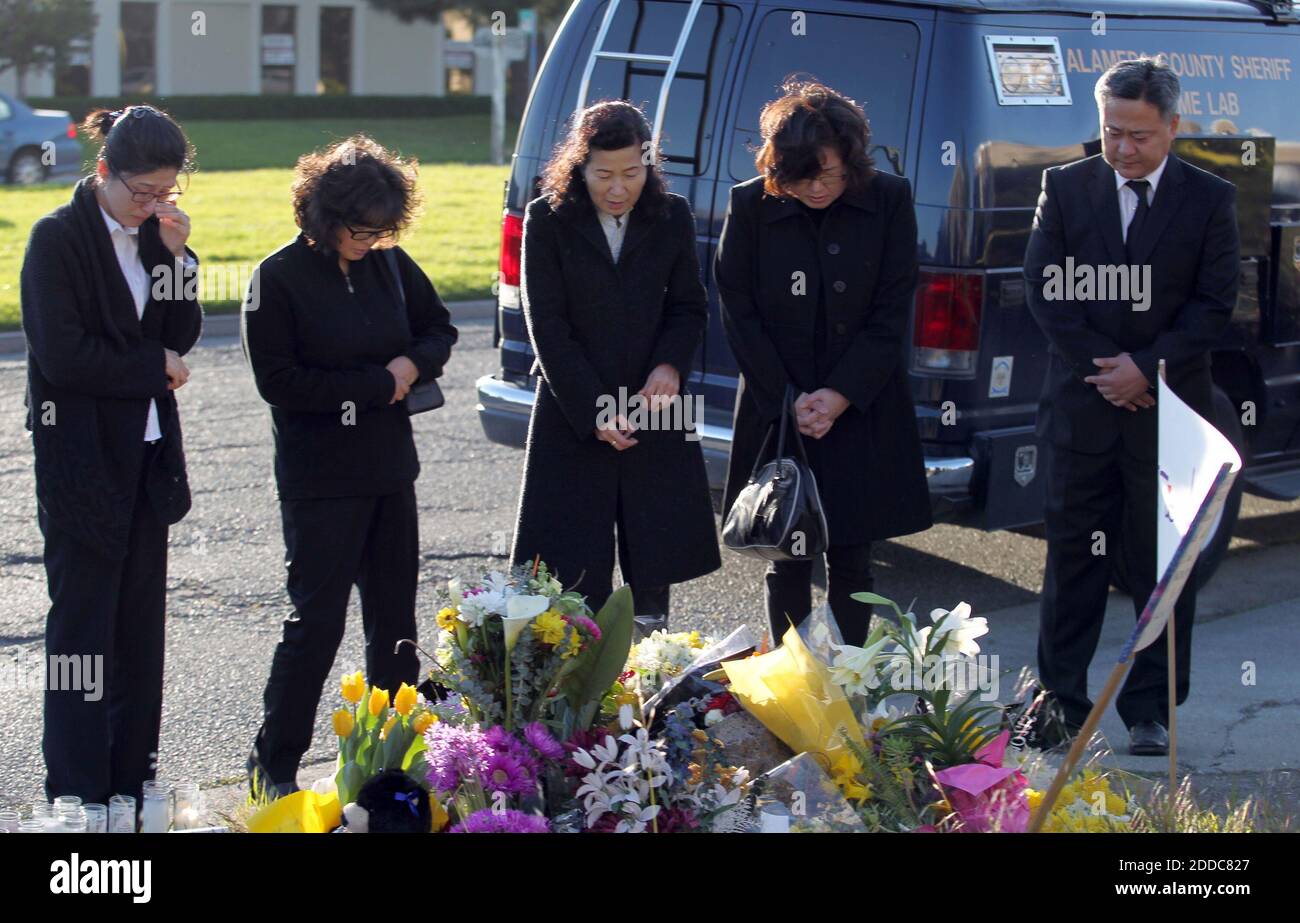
[1024,58,1240,756]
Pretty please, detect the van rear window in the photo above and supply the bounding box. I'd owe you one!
[728,11,920,181]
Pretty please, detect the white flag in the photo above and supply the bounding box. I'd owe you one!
[1156,374,1242,577]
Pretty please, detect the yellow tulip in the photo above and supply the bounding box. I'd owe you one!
[332,708,354,738]
[380,715,398,740]
[368,685,390,717]
[412,712,437,735]
[340,670,365,704]
[394,682,418,717]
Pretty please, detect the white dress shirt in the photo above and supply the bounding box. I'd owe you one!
[599,208,630,262]
[1115,155,1168,242]
[100,204,162,442]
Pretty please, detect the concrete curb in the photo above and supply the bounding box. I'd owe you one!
[0,299,496,357]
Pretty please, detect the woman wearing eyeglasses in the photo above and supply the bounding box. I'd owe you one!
[19,105,202,806]
[242,135,458,796]
[714,79,932,647]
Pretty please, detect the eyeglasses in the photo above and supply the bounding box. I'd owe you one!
[114,171,185,204]
[795,169,849,190]
[345,225,398,241]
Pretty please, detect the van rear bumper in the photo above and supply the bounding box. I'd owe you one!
[477,374,976,521]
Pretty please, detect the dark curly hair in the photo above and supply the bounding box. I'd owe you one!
[290,134,421,255]
[754,77,875,198]
[82,104,194,178]
[539,100,670,220]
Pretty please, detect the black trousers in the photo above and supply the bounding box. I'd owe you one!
[253,485,421,783]
[40,440,168,805]
[765,543,874,647]
[571,491,671,631]
[1039,442,1196,730]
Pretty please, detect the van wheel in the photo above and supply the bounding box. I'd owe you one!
[8,149,46,185]
[1110,387,1244,595]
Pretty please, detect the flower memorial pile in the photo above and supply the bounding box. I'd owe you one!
[248,559,1147,834]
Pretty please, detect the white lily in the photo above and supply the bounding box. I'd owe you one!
[829,636,890,697]
[927,602,988,657]
[501,594,549,652]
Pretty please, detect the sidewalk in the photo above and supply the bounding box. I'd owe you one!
[0,300,496,357]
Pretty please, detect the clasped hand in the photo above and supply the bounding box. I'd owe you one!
[1084,353,1153,412]
[386,356,420,403]
[794,388,849,439]
[594,363,680,450]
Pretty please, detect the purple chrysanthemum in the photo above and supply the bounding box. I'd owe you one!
[450,808,550,833]
[424,723,488,793]
[483,724,516,753]
[523,722,565,761]
[482,750,534,795]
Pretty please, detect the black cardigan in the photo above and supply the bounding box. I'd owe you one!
[21,176,203,558]
[241,235,458,500]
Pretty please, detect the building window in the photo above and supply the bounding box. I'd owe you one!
[120,2,157,95]
[261,5,297,95]
[57,38,92,95]
[319,7,353,95]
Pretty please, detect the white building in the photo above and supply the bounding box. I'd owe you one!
[1,0,475,98]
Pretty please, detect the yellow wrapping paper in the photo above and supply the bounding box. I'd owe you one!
[723,624,865,765]
[247,790,342,833]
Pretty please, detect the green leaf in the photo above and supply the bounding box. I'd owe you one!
[557,587,634,731]
[851,591,905,621]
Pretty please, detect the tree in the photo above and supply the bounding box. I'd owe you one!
[0,0,96,99]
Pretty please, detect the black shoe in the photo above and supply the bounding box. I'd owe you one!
[1128,720,1169,756]
[246,750,299,801]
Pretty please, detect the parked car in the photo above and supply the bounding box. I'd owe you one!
[478,0,1300,589]
[0,93,81,185]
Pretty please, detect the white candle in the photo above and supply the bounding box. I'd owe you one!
[140,798,170,833]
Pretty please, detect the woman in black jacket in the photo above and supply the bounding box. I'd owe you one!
[511,101,720,626]
[20,105,202,805]
[242,135,458,795]
[715,80,932,647]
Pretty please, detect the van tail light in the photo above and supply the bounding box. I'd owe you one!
[911,270,983,375]
[498,210,523,309]
[66,123,77,139]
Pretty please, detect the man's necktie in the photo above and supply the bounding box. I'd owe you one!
[1125,179,1151,263]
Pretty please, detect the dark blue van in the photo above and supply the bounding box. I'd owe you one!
[477,0,1300,586]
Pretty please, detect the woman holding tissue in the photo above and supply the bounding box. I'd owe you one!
[242,135,458,795]
[21,105,203,806]
[715,79,932,647]
[510,101,720,629]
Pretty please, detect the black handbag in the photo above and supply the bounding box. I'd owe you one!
[381,248,445,415]
[721,387,829,561]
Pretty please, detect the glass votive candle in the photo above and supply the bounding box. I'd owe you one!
[17,820,45,833]
[108,794,137,833]
[33,803,63,832]
[83,804,108,833]
[0,809,20,833]
[62,809,88,833]
[140,781,173,833]
[172,783,204,830]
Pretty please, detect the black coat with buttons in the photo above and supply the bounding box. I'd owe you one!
[714,173,932,546]
[510,192,721,593]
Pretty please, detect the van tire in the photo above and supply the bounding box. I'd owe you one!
[8,148,46,185]
[1109,387,1244,596]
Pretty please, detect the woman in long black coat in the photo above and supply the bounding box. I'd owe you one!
[20,105,201,805]
[715,80,932,646]
[511,101,720,623]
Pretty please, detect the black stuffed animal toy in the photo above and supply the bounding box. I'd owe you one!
[344,770,432,833]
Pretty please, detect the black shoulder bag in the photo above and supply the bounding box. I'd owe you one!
[721,386,829,561]
[381,248,445,414]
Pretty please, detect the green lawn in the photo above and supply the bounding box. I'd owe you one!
[0,115,515,330]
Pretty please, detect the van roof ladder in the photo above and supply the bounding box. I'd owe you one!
[576,0,707,149]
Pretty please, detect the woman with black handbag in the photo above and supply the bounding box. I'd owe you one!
[242,135,458,795]
[715,79,932,647]
[511,101,720,627]
[21,105,201,806]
